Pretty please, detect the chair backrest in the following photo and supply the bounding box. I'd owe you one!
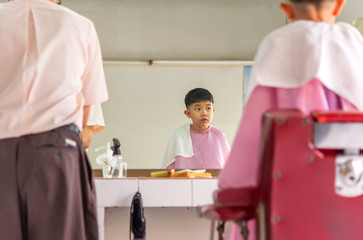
[258,109,363,240]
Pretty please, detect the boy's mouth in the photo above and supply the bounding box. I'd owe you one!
[201,118,209,122]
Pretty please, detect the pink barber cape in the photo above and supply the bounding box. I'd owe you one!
[163,125,230,169]
[219,83,357,240]
[219,81,357,189]
[218,20,363,240]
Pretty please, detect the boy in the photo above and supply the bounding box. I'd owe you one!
[161,88,230,169]
[218,0,363,239]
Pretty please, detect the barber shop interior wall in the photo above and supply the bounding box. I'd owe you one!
[61,0,363,61]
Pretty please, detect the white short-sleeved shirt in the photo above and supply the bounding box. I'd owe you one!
[0,0,108,139]
[87,104,105,133]
[247,21,363,110]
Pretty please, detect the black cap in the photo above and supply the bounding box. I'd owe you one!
[112,138,121,156]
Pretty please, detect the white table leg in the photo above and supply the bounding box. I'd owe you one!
[97,207,105,240]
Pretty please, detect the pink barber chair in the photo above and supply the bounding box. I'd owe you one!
[201,109,363,240]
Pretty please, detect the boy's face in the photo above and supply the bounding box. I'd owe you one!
[184,101,214,130]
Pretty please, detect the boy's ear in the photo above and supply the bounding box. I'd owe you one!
[332,0,346,17]
[184,110,191,118]
[279,2,295,21]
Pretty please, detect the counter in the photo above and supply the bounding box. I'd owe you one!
[94,169,220,240]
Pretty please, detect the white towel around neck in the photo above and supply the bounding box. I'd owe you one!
[247,20,363,110]
[161,124,194,168]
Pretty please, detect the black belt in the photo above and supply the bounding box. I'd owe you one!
[60,124,81,139]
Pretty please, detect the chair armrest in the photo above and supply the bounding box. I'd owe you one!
[200,205,256,221]
[213,187,258,208]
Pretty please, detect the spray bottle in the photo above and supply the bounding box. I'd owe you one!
[95,142,113,178]
[110,138,127,178]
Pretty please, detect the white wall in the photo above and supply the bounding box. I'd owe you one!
[57,0,363,60]
[1,0,362,60]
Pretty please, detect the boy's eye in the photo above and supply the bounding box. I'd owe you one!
[207,107,211,110]
[195,108,200,111]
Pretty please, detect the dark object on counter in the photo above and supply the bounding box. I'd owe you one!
[112,138,121,155]
[130,192,146,240]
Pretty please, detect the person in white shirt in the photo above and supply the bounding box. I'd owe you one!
[0,0,108,239]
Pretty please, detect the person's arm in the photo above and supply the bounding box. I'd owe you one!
[83,105,91,128]
[82,104,105,148]
[82,126,94,149]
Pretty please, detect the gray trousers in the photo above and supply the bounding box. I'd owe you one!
[0,126,98,240]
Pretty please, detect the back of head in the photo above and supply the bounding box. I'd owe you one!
[288,0,336,9]
[291,0,341,9]
[289,0,333,2]
[184,88,214,108]
[281,0,342,23]
[288,0,335,4]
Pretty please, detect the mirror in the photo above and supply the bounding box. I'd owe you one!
[87,62,252,168]
[58,0,284,169]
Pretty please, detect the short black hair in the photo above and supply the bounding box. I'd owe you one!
[288,0,335,11]
[289,0,334,4]
[184,88,214,108]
